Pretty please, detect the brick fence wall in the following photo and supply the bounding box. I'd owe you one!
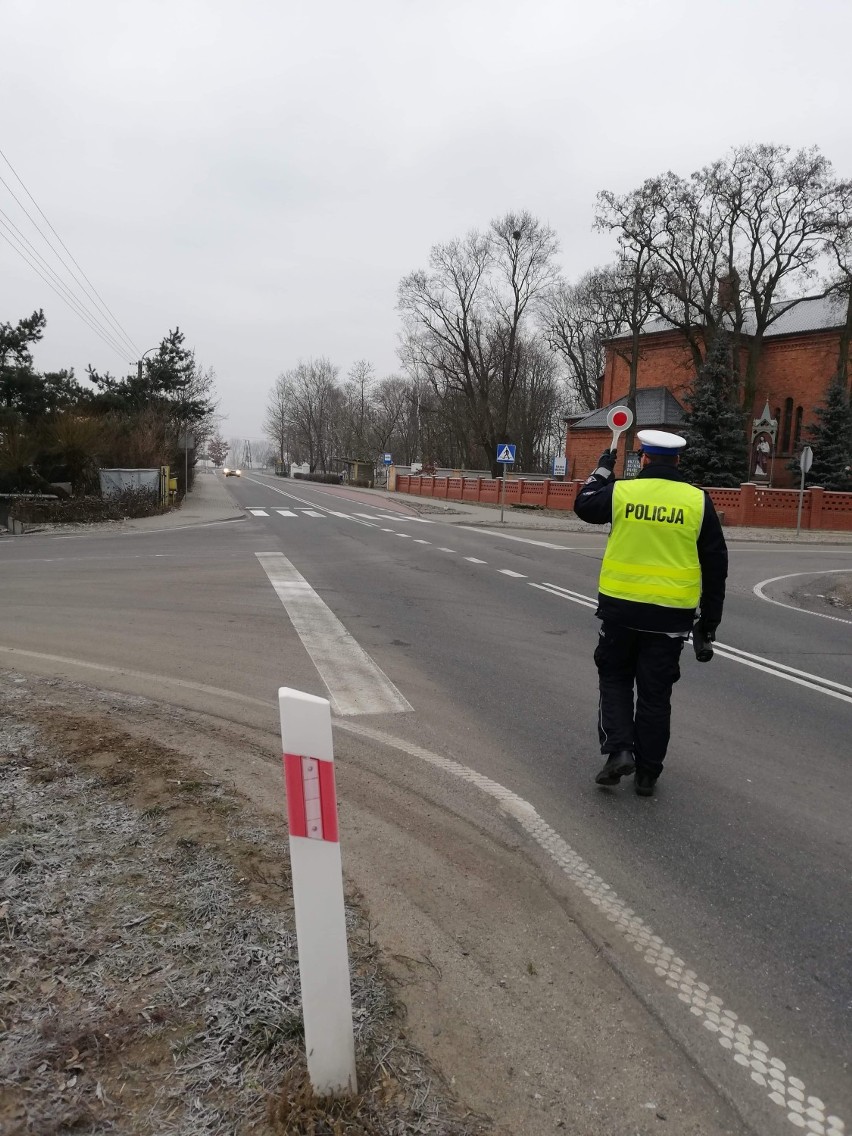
[395,475,852,532]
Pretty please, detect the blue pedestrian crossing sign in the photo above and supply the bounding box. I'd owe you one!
[496,443,516,464]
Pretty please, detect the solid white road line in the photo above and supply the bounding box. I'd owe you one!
[339,718,847,1136]
[459,526,579,550]
[532,582,852,705]
[255,552,412,717]
[248,509,268,516]
[753,569,852,626]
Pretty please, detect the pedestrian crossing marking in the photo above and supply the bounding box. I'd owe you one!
[276,509,297,517]
[248,509,268,516]
[300,510,325,517]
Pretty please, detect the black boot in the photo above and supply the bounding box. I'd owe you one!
[595,749,635,786]
[635,769,658,797]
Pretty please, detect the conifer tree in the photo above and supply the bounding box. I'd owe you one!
[678,329,748,487]
[801,377,852,491]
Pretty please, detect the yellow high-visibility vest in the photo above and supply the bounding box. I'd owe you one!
[599,479,705,609]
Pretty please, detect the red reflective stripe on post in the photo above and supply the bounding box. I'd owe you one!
[283,752,339,843]
[283,752,307,838]
[318,759,339,844]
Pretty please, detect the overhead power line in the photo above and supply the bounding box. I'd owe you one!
[0,208,136,363]
[0,226,136,365]
[0,147,141,360]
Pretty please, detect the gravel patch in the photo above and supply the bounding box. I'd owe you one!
[0,682,490,1135]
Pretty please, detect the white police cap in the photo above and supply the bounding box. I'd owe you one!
[637,429,686,455]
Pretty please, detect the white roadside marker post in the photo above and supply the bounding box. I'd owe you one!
[278,687,357,1096]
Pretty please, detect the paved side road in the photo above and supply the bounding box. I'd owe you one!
[0,470,244,537]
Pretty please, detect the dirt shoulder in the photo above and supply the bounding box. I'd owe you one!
[0,671,751,1136]
[826,578,852,611]
[0,676,488,1136]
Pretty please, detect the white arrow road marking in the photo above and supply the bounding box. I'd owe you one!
[255,552,412,716]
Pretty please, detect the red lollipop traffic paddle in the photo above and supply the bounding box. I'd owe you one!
[605,405,633,452]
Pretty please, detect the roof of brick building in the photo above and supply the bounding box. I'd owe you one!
[569,387,685,431]
[612,294,848,342]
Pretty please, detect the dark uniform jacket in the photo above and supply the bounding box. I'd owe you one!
[574,462,728,634]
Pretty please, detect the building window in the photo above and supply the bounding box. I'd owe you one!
[794,406,803,451]
[781,397,793,454]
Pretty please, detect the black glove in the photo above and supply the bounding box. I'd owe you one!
[597,449,617,472]
[697,618,719,641]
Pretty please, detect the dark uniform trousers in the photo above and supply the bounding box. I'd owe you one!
[594,622,684,776]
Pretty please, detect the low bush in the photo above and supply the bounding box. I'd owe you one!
[11,487,164,524]
[292,472,343,484]
[348,478,374,488]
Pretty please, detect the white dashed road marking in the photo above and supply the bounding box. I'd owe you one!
[437,547,456,553]
[413,539,431,545]
[339,718,847,1136]
[464,557,487,564]
[499,569,527,578]
[255,552,412,716]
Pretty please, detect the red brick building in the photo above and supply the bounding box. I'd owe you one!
[565,296,850,486]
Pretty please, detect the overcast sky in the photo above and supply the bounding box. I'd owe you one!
[3,0,852,440]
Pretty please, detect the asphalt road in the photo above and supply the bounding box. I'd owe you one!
[1,474,850,1136]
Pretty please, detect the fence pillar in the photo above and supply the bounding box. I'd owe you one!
[808,486,824,531]
[740,482,756,525]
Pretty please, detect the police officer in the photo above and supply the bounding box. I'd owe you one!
[574,430,728,796]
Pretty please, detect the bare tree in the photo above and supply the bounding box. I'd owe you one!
[595,189,662,467]
[264,374,290,466]
[398,210,560,475]
[283,358,341,472]
[711,144,852,407]
[344,359,376,457]
[207,434,228,467]
[544,266,626,411]
[507,337,564,471]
